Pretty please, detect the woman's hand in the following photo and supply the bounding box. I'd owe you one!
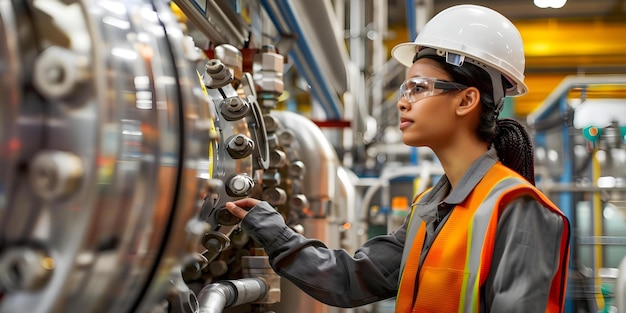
[225,198,262,220]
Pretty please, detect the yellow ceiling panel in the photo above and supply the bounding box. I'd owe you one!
[517,19,626,69]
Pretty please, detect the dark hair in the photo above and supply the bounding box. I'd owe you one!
[417,54,536,185]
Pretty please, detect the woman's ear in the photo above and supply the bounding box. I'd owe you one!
[456,87,480,117]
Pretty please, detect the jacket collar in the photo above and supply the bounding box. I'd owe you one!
[419,147,499,206]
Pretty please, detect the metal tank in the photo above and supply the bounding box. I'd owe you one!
[0,0,217,312]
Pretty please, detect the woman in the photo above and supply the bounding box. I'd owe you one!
[226,4,570,313]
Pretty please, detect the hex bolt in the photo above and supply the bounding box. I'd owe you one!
[230,229,250,248]
[209,260,229,277]
[253,45,284,96]
[262,187,287,206]
[261,169,280,188]
[29,151,83,201]
[182,253,208,281]
[278,130,295,146]
[203,59,232,88]
[204,238,221,256]
[205,59,225,75]
[216,208,240,226]
[289,161,306,178]
[0,247,54,292]
[227,174,254,196]
[290,194,309,210]
[225,97,244,112]
[226,135,254,159]
[220,97,250,121]
[266,134,279,150]
[201,232,230,263]
[263,115,279,133]
[269,150,287,169]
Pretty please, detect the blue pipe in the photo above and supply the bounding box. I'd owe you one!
[189,0,207,14]
[532,89,575,313]
[405,0,417,40]
[260,0,342,119]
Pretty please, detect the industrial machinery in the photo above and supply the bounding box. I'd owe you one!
[4,1,625,313]
[528,75,626,313]
[0,0,362,312]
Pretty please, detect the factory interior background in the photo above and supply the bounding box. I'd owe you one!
[1,0,625,312]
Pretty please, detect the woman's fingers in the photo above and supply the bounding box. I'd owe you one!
[225,198,261,219]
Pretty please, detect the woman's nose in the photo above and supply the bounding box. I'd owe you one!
[397,98,409,112]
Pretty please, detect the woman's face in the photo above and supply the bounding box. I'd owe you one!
[397,58,460,148]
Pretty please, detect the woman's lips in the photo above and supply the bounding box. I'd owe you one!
[399,118,413,130]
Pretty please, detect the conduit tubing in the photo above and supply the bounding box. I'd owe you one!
[197,278,268,313]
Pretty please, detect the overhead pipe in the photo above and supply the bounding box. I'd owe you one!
[260,0,348,119]
[171,0,246,47]
[527,75,626,126]
[197,278,268,313]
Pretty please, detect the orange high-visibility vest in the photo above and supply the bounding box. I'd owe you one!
[396,162,570,313]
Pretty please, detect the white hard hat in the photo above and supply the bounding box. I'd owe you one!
[391,4,528,97]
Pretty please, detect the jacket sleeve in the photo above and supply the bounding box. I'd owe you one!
[240,201,405,308]
[483,196,565,312]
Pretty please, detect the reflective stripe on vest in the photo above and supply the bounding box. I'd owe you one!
[395,163,570,313]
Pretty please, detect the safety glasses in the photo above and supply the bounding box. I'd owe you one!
[398,77,468,103]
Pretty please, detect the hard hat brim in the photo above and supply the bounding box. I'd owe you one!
[391,42,420,68]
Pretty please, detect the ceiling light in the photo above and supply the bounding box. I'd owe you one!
[534,0,567,9]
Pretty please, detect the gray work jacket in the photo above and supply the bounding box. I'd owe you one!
[240,148,565,312]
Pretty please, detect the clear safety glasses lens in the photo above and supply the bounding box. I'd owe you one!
[398,77,468,103]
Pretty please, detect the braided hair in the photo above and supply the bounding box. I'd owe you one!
[416,54,536,185]
[494,119,536,185]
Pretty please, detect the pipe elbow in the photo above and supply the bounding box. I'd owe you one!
[197,278,268,313]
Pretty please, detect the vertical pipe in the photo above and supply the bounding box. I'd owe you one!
[349,0,363,71]
[558,95,575,313]
[407,0,434,40]
[406,0,434,166]
[405,0,416,40]
[334,0,345,32]
[371,0,386,124]
[591,148,606,310]
[347,0,364,169]
[381,182,391,230]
